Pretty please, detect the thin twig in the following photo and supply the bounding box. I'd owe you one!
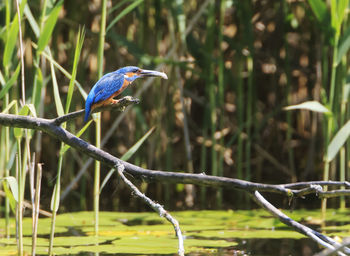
[116,164,185,256]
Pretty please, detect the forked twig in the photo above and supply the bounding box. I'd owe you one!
[116,163,185,256]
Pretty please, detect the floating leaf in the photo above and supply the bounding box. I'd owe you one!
[284,101,331,114]
[326,120,350,162]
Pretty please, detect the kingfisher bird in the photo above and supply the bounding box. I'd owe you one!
[84,66,168,122]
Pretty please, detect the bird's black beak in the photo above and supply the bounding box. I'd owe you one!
[140,69,168,79]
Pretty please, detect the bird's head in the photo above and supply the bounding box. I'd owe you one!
[116,66,168,82]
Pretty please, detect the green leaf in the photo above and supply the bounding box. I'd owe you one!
[106,0,144,32]
[326,120,350,162]
[49,50,64,117]
[50,183,60,212]
[37,0,63,53]
[24,3,40,38]
[26,103,37,117]
[336,0,348,26]
[330,0,338,30]
[99,168,116,193]
[336,26,350,65]
[60,120,92,155]
[121,126,155,161]
[0,69,5,86]
[37,46,87,99]
[14,105,30,139]
[307,0,328,24]
[2,0,27,69]
[173,0,186,48]
[65,27,85,114]
[100,127,155,193]
[1,100,17,114]
[0,63,20,99]
[2,180,16,213]
[32,65,44,108]
[1,176,19,202]
[283,101,332,114]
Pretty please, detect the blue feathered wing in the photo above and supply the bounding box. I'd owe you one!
[84,72,124,122]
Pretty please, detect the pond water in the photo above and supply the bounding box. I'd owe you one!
[0,209,349,255]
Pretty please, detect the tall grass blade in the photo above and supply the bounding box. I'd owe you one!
[3,179,17,213]
[36,46,87,99]
[2,0,26,70]
[106,0,144,32]
[173,0,186,49]
[0,64,20,99]
[1,100,17,114]
[37,0,63,53]
[326,119,350,162]
[335,0,348,26]
[50,183,60,212]
[336,26,350,65]
[24,4,40,37]
[14,105,30,139]
[65,27,85,114]
[1,176,19,202]
[122,126,155,161]
[49,51,64,117]
[100,127,156,193]
[60,121,92,155]
[94,0,108,237]
[307,0,328,24]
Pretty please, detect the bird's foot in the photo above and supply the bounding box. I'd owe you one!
[117,96,140,105]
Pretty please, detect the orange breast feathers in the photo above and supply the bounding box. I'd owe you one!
[91,77,132,110]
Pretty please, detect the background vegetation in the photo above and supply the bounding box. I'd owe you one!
[1,0,349,218]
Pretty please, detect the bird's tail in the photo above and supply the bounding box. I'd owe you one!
[84,106,91,122]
